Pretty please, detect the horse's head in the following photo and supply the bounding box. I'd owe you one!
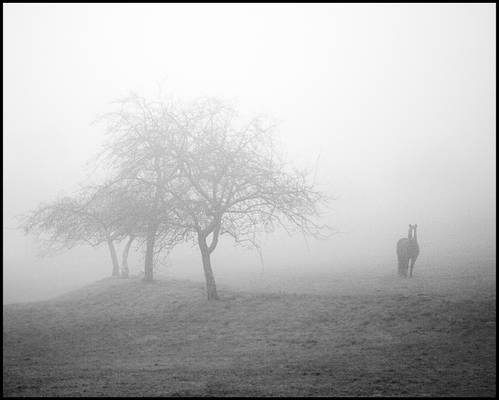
[409,224,418,240]
[408,224,418,239]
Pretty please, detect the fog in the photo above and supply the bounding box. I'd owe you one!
[3,3,496,303]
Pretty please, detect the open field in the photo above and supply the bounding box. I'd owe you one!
[3,263,496,396]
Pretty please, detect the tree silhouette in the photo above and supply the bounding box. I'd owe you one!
[22,184,126,276]
[166,98,330,299]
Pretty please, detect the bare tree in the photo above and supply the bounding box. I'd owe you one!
[94,94,329,294]
[167,98,331,300]
[96,94,186,281]
[22,185,126,277]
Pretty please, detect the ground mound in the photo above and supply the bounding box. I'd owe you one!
[3,272,496,396]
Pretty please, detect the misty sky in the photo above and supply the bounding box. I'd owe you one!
[3,3,496,303]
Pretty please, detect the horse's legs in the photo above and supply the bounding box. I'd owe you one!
[397,257,403,277]
[409,258,415,277]
[398,256,408,277]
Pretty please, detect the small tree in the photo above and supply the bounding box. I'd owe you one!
[22,196,93,255]
[168,98,330,300]
[22,188,122,276]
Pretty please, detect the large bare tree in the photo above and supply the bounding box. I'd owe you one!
[95,94,329,295]
[166,98,330,300]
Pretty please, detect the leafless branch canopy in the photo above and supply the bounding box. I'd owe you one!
[24,93,331,268]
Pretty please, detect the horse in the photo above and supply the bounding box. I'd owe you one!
[396,224,419,277]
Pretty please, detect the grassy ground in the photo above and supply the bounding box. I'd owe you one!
[3,264,496,396]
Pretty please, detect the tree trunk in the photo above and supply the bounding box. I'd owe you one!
[143,168,163,283]
[199,238,219,300]
[121,235,135,278]
[107,239,120,277]
[144,224,157,282]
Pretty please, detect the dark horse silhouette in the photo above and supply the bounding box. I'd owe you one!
[396,224,420,277]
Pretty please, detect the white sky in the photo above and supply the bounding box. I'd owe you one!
[3,3,496,302]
